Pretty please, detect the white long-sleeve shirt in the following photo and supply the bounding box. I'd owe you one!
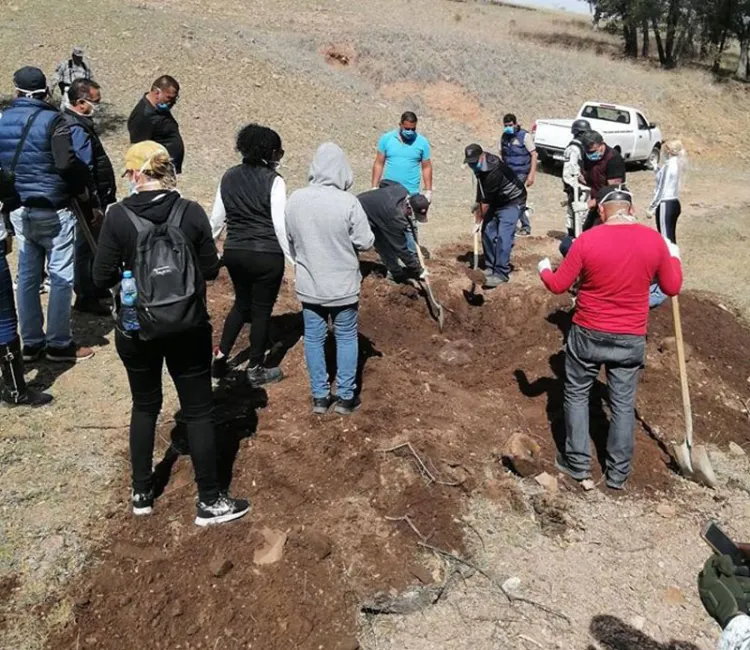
[720,613,750,650]
[649,155,681,211]
[210,175,293,264]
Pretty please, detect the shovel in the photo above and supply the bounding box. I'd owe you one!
[670,295,717,488]
[407,213,445,332]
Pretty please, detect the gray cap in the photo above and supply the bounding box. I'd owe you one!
[72,46,85,57]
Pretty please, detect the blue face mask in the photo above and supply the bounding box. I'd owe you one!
[156,102,171,112]
[586,150,603,161]
[401,129,416,142]
[503,126,515,135]
[468,161,481,172]
[127,180,138,195]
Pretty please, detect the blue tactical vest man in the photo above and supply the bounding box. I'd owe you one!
[0,66,94,364]
[498,113,537,236]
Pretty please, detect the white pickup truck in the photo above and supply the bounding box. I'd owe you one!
[533,102,663,169]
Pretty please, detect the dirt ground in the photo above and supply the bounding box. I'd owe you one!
[2,0,750,648]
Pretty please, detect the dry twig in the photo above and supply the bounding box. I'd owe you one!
[377,442,462,486]
[384,515,431,542]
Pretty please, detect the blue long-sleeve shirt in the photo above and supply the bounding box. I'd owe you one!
[69,122,93,169]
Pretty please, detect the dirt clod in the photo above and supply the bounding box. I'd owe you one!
[253,528,287,566]
[729,442,746,456]
[502,433,543,477]
[534,472,559,493]
[209,556,234,578]
[408,564,434,585]
[656,503,677,518]
[438,339,474,366]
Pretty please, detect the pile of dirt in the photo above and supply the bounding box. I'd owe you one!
[47,250,750,649]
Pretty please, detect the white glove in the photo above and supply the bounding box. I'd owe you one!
[666,240,680,259]
[424,190,433,204]
[646,208,655,219]
[419,268,429,280]
[538,258,552,274]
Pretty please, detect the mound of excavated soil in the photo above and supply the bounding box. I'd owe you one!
[48,249,750,650]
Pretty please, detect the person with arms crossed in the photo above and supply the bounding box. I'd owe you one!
[538,187,682,490]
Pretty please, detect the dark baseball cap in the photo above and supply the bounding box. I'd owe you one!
[409,194,430,215]
[463,143,483,164]
[13,66,47,93]
[597,185,632,204]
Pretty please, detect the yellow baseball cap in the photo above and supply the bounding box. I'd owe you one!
[122,140,169,176]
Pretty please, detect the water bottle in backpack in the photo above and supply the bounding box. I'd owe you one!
[120,270,140,332]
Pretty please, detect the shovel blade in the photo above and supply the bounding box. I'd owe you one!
[690,445,718,488]
[671,440,694,476]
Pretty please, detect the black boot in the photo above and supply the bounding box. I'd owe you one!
[1,338,53,408]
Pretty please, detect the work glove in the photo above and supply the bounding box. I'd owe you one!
[698,554,749,628]
[666,240,680,259]
[646,208,655,219]
[424,190,432,204]
[538,258,552,274]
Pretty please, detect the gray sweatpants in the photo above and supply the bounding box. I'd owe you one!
[563,324,646,486]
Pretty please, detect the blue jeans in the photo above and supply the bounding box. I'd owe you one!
[483,204,520,279]
[515,172,530,232]
[10,207,76,349]
[405,222,418,254]
[0,247,19,346]
[302,303,359,400]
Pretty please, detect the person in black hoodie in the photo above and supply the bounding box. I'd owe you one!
[93,140,249,527]
[209,124,291,386]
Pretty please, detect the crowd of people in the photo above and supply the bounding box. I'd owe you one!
[0,51,746,649]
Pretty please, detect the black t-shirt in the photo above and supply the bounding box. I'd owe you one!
[127,96,185,174]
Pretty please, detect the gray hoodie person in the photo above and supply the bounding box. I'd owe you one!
[285,143,374,307]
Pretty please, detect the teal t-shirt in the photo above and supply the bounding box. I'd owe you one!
[378,129,431,195]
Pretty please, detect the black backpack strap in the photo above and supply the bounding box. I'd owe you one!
[117,203,152,234]
[166,198,190,228]
[9,109,45,173]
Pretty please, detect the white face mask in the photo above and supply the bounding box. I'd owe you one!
[83,99,98,116]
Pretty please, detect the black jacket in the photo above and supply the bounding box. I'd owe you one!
[93,190,219,294]
[127,96,185,174]
[357,181,419,272]
[474,152,527,209]
[220,163,281,254]
[63,107,116,207]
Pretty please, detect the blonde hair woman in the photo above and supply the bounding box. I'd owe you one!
[92,141,249,526]
[648,140,687,244]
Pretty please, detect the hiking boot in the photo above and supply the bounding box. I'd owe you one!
[483,274,509,289]
[312,393,336,415]
[247,364,283,387]
[419,245,431,260]
[483,268,493,277]
[1,339,53,408]
[195,494,250,527]
[132,489,154,516]
[555,454,591,482]
[605,474,628,491]
[334,395,361,415]
[517,229,531,238]
[73,297,111,317]
[22,343,45,363]
[211,350,229,379]
[386,270,407,284]
[46,343,95,363]
[2,387,53,408]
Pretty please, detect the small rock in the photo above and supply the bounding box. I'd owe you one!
[534,472,558,493]
[630,615,646,631]
[656,503,676,518]
[209,556,234,578]
[306,531,333,561]
[501,432,542,477]
[729,442,746,456]
[580,479,596,491]
[408,564,433,585]
[254,528,287,566]
[169,601,184,617]
[502,577,521,594]
[335,638,360,650]
[438,339,473,366]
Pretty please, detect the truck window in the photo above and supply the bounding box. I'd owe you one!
[637,113,649,130]
[581,105,631,125]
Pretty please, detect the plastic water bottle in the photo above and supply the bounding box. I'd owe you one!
[120,270,140,332]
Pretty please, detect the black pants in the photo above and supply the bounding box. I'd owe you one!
[656,199,681,244]
[220,249,284,367]
[116,326,219,503]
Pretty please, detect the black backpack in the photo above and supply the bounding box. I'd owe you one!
[119,198,208,341]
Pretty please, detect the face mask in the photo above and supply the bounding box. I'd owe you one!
[401,129,416,141]
[83,100,98,116]
[586,150,603,161]
[468,161,481,172]
[503,126,515,135]
[156,102,171,112]
[127,180,138,195]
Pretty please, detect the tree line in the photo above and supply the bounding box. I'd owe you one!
[589,0,750,78]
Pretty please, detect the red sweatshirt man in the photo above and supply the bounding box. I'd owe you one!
[538,187,682,489]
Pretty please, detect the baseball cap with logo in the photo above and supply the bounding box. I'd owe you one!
[463,143,483,165]
[13,66,47,94]
[72,46,85,57]
[123,140,170,176]
[408,194,430,223]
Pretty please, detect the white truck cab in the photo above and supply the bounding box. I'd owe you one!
[533,102,663,169]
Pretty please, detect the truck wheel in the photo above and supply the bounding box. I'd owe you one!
[645,146,661,170]
[540,157,556,173]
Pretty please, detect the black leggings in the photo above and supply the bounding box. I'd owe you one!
[220,249,284,367]
[656,199,681,244]
[116,326,219,503]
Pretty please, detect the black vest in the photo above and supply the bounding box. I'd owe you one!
[220,164,282,255]
[63,109,117,207]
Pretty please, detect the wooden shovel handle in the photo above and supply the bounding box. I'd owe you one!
[671,295,693,448]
